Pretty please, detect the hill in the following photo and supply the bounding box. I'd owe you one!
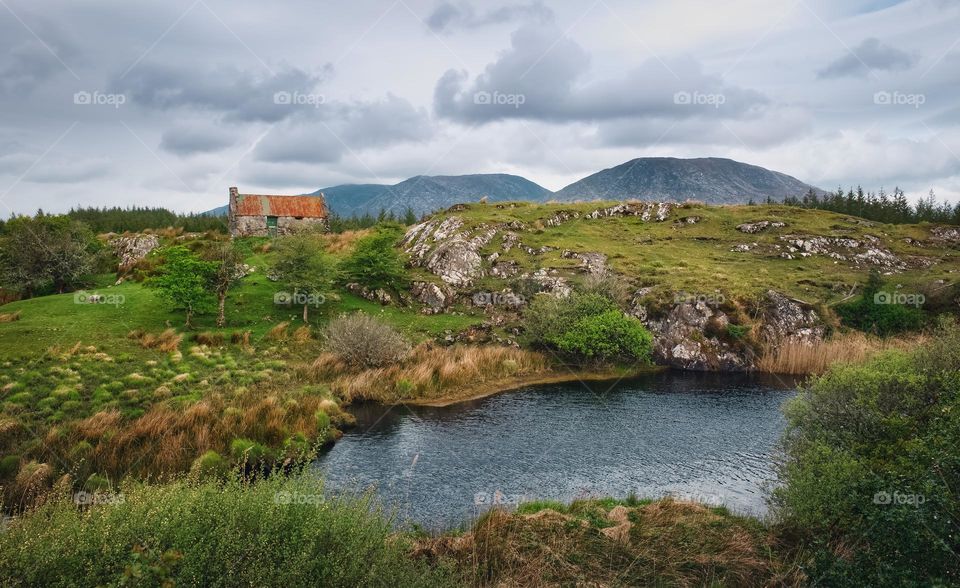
[554,157,820,204]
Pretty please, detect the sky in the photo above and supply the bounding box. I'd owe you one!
[1,0,959,214]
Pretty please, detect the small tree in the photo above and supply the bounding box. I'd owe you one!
[147,246,217,327]
[0,214,96,297]
[339,224,408,292]
[272,232,333,323]
[205,242,245,327]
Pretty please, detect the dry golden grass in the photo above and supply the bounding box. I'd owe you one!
[417,499,802,587]
[231,330,251,346]
[266,322,290,341]
[757,331,925,375]
[194,331,224,346]
[50,387,352,480]
[129,328,183,352]
[314,343,550,403]
[292,325,312,343]
[0,310,21,322]
[319,229,373,254]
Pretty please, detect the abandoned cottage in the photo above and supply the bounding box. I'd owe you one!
[228,186,328,237]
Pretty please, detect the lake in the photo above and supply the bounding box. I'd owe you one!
[314,370,801,529]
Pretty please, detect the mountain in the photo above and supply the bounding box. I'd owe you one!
[204,174,552,218]
[310,174,552,217]
[554,157,821,204]
[203,159,821,217]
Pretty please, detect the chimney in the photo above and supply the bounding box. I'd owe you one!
[228,186,238,211]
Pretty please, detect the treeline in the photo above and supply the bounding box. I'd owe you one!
[777,187,960,225]
[327,207,419,232]
[63,206,227,234]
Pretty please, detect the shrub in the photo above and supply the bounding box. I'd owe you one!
[229,438,268,462]
[323,313,410,369]
[836,272,926,336]
[774,319,960,584]
[553,310,653,364]
[0,476,451,587]
[525,293,653,364]
[339,224,408,292]
[190,450,230,480]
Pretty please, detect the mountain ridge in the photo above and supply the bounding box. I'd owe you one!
[204,158,821,217]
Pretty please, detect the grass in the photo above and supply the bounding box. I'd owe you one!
[416,497,802,586]
[756,330,926,374]
[0,475,453,587]
[313,343,552,403]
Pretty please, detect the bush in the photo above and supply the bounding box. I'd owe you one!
[339,224,408,292]
[836,272,926,336]
[323,313,410,369]
[0,476,451,587]
[190,450,229,480]
[525,293,653,364]
[553,310,653,364]
[774,319,960,584]
[229,438,268,462]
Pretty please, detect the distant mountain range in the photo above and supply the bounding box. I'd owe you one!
[206,158,821,218]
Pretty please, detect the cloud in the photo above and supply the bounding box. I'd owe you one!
[160,125,237,156]
[818,37,916,78]
[434,24,767,124]
[113,62,332,122]
[426,1,553,33]
[254,95,431,164]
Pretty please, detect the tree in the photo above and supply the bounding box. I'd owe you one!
[339,224,408,292]
[272,232,334,323]
[147,246,217,327]
[0,214,96,297]
[205,242,245,327]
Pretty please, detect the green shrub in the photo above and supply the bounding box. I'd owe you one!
[190,450,230,480]
[0,455,19,478]
[0,476,452,587]
[315,410,331,433]
[339,224,409,292]
[525,293,652,364]
[229,438,268,462]
[553,310,653,364]
[774,319,960,584]
[836,272,926,336]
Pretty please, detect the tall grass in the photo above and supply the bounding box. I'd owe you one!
[756,331,925,375]
[313,343,550,403]
[0,475,453,587]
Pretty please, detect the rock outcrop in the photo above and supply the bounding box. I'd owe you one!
[644,299,751,371]
[736,220,785,233]
[110,234,160,273]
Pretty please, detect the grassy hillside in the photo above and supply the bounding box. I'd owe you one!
[439,201,956,304]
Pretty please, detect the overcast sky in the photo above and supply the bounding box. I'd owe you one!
[1,0,959,214]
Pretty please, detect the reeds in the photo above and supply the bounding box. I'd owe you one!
[129,328,183,352]
[757,331,925,375]
[313,343,550,402]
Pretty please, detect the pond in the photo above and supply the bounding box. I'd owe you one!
[314,370,801,529]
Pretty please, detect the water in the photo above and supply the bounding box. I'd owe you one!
[314,370,800,529]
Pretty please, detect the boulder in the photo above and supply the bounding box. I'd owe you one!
[110,234,160,273]
[759,290,825,347]
[411,281,454,314]
[736,220,785,233]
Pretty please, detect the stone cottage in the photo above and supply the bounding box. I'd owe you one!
[228,186,328,237]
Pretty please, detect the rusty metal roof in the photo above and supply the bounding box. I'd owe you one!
[233,193,327,218]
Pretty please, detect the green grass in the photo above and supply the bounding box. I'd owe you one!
[0,474,453,587]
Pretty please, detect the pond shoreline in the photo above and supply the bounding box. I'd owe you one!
[402,365,668,407]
